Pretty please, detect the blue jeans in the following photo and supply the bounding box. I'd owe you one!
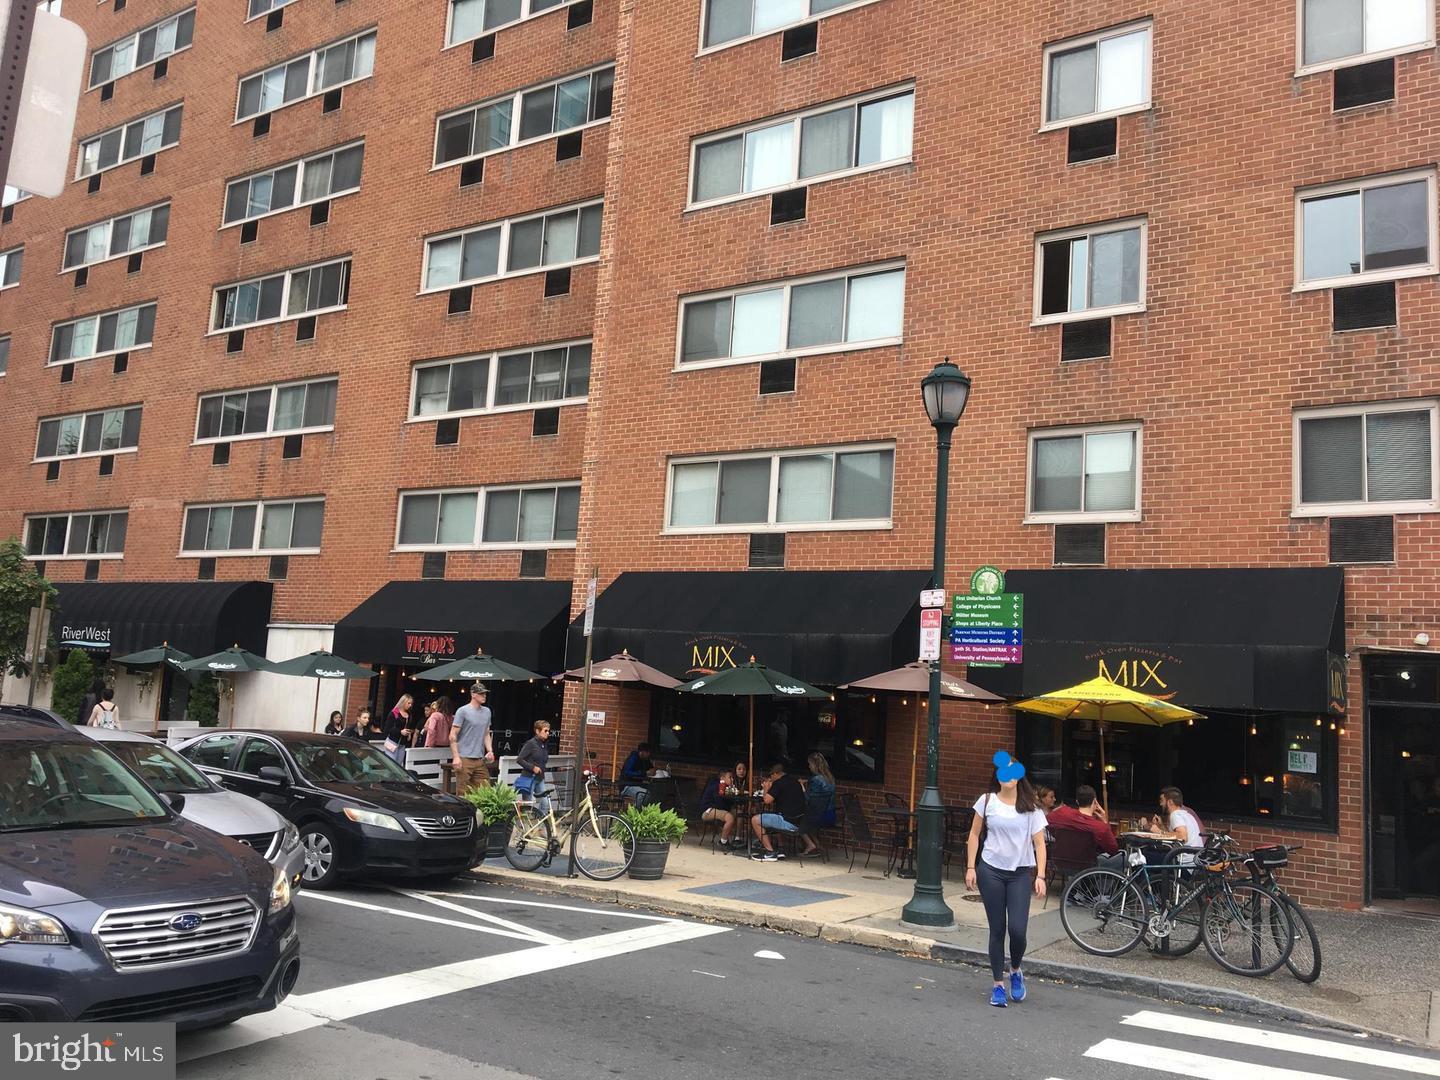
[622,785,649,806]
[758,813,798,833]
[975,859,1034,982]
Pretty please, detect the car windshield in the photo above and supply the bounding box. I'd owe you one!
[105,741,214,795]
[0,741,170,831]
[290,740,414,784]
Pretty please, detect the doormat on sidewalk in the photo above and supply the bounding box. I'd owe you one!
[683,879,848,908]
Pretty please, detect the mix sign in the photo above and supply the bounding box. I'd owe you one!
[950,566,1023,667]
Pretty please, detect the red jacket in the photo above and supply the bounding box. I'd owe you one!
[1048,804,1119,855]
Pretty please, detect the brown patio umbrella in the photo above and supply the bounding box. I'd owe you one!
[841,662,1003,816]
[554,650,681,778]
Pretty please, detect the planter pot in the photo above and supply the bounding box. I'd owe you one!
[627,838,672,880]
[484,822,511,860]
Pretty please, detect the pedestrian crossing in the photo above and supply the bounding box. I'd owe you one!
[1049,1009,1440,1080]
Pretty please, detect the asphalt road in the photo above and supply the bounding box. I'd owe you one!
[178,878,1440,1080]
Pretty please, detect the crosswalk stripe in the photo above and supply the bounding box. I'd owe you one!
[1122,1010,1440,1076]
[297,889,539,943]
[1086,1038,1351,1080]
[391,887,568,946]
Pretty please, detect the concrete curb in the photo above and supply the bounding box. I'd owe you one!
[466,867,1388,1041]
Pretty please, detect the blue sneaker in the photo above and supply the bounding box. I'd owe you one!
[1009,971,1026,1002]
[989,984,1008,1008]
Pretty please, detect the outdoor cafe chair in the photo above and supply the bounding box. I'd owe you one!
[840,793,895,873]
[1044,824,1100,905]
[941,805,974,879]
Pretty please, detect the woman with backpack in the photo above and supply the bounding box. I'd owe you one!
[87,687,120,730]
[965,751,1048,1008]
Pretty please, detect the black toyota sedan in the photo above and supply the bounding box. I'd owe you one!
[178,731,479,889]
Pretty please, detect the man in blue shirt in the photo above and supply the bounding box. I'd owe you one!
[620,742,653,806]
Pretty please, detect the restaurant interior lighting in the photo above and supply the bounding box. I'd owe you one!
[1400,670,1412,680]
[1262,775,1276,783]
[1338,726,1346,735]
[1403,750,1413,758]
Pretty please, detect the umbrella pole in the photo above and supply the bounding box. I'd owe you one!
[908,697,921,848]
[152,665,164,736]
[1098,707,1109,817]
[312,679,321,732]
[611,723,619,782]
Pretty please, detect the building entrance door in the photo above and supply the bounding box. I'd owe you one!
[1366,655,1440,903]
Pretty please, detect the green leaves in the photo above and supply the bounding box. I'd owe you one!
[621,802,688,843]
[0,538,56,680]
[464,782,519,824]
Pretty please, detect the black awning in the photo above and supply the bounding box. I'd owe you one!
[573,570,932,685]
[968,568,1346,712]
[53,581,273,658]
[332,580,571,671]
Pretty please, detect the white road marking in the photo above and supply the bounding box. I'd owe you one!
[1086,1038,1350,1080]
[298,890,539,943]
[180,919,729,1063]
[420,888,682,923]
[754,949,784,960]
[692,969,726,978]
[391,887,567,946]
[1122,1011,1440,1076]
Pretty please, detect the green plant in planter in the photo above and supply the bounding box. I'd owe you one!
[621,803,688,844]
[464,784,518,826]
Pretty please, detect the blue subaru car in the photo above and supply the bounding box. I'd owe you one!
[0,713,300,1030]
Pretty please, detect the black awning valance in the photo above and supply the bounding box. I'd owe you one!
[332,580,571,671]
[574,570,932,686]
[53,581,273,658]
[967,568,1346,712]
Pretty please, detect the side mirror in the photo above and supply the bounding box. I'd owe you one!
[257,766,291,787]
[164,792,186,813]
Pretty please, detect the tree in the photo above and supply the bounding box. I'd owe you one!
[0,537,56,681]
[51,649,95,725]
[189,674,220,727]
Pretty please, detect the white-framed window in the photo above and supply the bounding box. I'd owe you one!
[88,8,194,89]
[1034,217,1146,324]
[24,510,129,559]
[446,0,581,48]
[77,104,183,178]
[1026,423,1142,523]
[1042,21,1152,129]
[2,187,29,207]
[678,261,904,370]
[666,443,895,532]
[62,203,169,271]
[49,302,156,366]
[410,340,591,420]
[235,29,375,121]
[395,483,580,550]
[195,377,337,443]
[0,337,9,376]
[1298,0,1433,73]
[1293,399,1437,516]
[222,141,364,227]
[700,0,882,52]
[434,65,614,169]
[35,405,142,462]
[689,86,914,208]
[248,0,297,21]
[181,499,325,556]
[0,245,21,289]
[421,199,601,291]
[210,258,350,333]
[1295,169,1436,291]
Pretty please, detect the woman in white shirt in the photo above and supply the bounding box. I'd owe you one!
[965,752,1048,1008]
[87,687,119,730]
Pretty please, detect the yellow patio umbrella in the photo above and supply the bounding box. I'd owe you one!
[1011,677,1203,812]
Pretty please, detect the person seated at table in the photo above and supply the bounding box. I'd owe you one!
[1146,785,1205,864]
[1034,784,1058,813]
[797,752,836,858]
[700,770,738,847]
[342,707,374,741]
[323,710,345,736]
[1045,784,1118,856]
[620,742,654,806]
[733,761,751,792]
[750,762,805,861]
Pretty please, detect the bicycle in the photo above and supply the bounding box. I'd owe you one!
[504,768,636,881]
[1237,844,1322,983]
[1060,833,1296,977]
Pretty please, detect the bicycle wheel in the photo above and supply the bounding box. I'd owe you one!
[1275,895,1322,983]
[1202,882,1294,977]
[572,813,635,881]
[1149,874,1206,958]
[504,811,553,872]
[1060,868,1149,957]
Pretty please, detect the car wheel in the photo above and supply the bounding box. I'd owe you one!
[299,823,340,889]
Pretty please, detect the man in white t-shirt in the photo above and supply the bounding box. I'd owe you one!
[1149,786,1204,862]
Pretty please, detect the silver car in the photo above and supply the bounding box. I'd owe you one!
[81,726,305,889]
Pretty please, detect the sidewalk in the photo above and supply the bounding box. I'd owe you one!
[468,841,1440,1046]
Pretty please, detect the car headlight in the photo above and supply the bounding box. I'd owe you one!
[280,822,300,853]
[343,807,403,832]
[269,868,292,915]
[0,902,69,946]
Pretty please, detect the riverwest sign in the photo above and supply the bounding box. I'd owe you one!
[60,623,111,650]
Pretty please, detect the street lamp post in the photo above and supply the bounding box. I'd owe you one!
[902,358,972,929]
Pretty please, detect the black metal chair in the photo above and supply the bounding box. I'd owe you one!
[840,793,892,872]
[942,806,975,879]
[1044,824,1100,904]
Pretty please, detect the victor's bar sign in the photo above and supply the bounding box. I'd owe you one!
[401,630,457,663]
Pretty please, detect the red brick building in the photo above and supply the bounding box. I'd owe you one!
[3,0,1438,909]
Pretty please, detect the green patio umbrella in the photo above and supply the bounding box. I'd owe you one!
[270,650,377,732]
[180,646,280,674]
[111,643,195,734]
[674,660,828,800]
[412,652,543,683]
